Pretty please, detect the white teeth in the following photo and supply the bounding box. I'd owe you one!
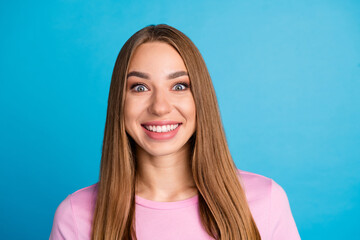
[144,124,180,133]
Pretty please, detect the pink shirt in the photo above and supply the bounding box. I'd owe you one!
[49,170,300,240]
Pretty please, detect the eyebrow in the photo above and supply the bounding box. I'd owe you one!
[167,71,188,79]
[127,71,188,80]
[127,71,150,79]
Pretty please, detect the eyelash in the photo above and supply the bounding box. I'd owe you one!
[173,82,190,91]
[130,82,190,92]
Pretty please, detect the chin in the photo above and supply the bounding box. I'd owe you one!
[145,147,181,157]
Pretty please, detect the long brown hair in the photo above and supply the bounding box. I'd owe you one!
[91,24,261,240]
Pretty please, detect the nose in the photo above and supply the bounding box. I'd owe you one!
[148,89,171,116]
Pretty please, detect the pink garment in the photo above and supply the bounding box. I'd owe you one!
[49,170,300,240]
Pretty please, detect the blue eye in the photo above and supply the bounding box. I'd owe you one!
[132,84,149,92]
[172,83,189,91]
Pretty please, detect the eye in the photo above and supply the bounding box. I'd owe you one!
[131,83,149,92]
[172,82,189,91]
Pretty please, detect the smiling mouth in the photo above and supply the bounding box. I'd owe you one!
[141,123,182,133]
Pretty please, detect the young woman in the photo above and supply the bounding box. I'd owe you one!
[50,24,300,240]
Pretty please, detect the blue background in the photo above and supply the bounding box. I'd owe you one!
[1,0,359,239]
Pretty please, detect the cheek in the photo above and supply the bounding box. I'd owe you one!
[180,97,196,121]
[123,98,139,132]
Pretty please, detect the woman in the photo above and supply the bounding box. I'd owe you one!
[50,24,300,240]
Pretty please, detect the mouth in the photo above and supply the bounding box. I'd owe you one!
[140,121,182,140]
[141,123,182,133]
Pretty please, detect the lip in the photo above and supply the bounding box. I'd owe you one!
[141,122,182,140]
[141,120,182,126]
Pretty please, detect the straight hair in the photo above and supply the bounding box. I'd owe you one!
[91,24,261,240]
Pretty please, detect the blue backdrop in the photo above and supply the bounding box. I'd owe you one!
[1,0,359,239]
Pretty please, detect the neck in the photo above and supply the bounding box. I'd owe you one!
[135,144,198,202]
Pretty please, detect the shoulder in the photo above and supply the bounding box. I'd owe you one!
[236,169,294,208]
[236,169,274,203]
[61,183,98,216]
[236,169,300,240]
[49,183,98,240]
[69,183,98,208]
[235,169,290,214]
[236,169,273,188]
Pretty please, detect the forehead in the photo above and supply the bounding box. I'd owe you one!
[128,42,187,74]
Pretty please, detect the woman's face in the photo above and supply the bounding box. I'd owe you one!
[124,42,196,157]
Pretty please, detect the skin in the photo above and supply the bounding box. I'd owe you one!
[124,42,198,202]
